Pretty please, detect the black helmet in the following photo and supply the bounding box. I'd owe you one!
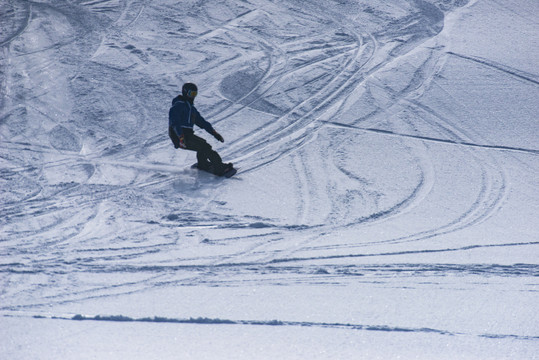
[182,83,198,100]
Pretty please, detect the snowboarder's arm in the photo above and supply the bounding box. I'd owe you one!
[169,103,191,148]
[193,108,224,142]
[193,108,215,134]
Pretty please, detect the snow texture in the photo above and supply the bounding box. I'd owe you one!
[1,0,538,359]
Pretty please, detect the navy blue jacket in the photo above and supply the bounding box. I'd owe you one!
[168,95,215,139]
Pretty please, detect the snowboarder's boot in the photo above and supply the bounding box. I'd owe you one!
[219,163,236,178]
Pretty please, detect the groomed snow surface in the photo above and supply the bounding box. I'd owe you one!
[1,0,538,359]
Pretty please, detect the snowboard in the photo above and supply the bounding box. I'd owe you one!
[191,163,237,178]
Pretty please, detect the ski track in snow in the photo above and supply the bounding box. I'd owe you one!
[1,0,538,353]
[3,311,539,342]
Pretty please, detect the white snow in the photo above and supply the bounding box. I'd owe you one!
[1,0,538,359]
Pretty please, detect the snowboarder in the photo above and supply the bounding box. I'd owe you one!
[168,83,234,176]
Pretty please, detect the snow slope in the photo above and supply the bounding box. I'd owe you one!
[1,0,538,359]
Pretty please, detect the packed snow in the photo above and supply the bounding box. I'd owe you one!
[1,0,538,359]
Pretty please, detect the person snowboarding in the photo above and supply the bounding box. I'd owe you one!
[168,83,235,176]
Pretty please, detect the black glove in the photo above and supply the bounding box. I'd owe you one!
[213,130,224,142]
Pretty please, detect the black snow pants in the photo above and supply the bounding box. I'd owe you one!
[184,132,225,175]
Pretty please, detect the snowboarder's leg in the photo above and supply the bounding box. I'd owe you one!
[185,134,226,175]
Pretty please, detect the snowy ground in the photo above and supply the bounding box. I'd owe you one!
[1,0,538,359]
